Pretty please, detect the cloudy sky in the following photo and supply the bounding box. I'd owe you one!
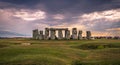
[0,0,120,37]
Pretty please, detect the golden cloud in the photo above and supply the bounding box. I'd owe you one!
[106,28,120,31]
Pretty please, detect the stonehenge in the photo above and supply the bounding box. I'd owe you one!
[33,28,92,40]
[78,30,82,40]
[86,31,91,40]
[71,28,78,39]
[39,30,44,40]
[50,28,56,40]
[44,28,49,40]
[65,30,70,39]
[32,29,39,39]
[58,29,63,39]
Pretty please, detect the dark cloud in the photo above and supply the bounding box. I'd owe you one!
[0,0,119,14]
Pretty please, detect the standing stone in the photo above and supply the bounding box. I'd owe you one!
[58,30,63,40]
[72,28,78,39]
[32,29,39,39]
[65,30,70,39]
[44,28,49,40]
[86,31,91,39]
[78,30,82,40]
[39,30,44,40]
[50,29,56,40]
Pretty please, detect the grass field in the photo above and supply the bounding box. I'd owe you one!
[0,38,120,65]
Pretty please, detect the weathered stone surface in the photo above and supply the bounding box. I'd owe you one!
[39,30,44,40]
[72,28,78,39]
[58,30,63,39]
[44,28,49,40]
[78,30,82,40]
[49,28,68,40]
[33,28,91,40]
[49,28,68,30]
[86,31,91,39]
[65,30,70,39]
[50,29,56,40]
[33,29,39,39]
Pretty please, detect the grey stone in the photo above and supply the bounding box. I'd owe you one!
[39,30,44,40]
[86,31,91,39]
[72,28,78,39]
[50,29,56,40]
[65,30,70,39]
[49,28,68,30]
[32,29,39,39]
[58,30,63,39]
[49,28,68,40]
[33,28,91,40]
[78,30,82,40]
[44,28,49,40]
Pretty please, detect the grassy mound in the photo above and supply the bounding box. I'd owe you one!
[74,43,120,50]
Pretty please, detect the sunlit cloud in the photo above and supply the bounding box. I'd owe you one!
[70,9,120,36]
[80,9,120,22]
[74,9,120,31]
[106,28,120,31]
[13,10,46,21]
[53,14,65,20]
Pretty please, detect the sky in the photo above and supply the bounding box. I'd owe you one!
[0,0,120,37]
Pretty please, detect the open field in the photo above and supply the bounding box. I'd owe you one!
[0,38,120,65]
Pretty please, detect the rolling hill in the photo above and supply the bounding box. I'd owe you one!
[0,31,26,37]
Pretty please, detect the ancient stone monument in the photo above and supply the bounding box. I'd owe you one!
[33,29,39,39]
[32,28,92,40]
[71,28,78,39]
[78,30,82,40]
[50,28,56,40]
[65,30,70,39]
[86,31,91,39]
[39,30,44,40]
[58,29,63,39]
[49,28,68,40]
[44,28,49,40]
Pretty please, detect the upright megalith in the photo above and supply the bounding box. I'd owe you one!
[49,28,68,40]
[65,30,70,39]
[86,31,91,39]
[72,28,78,39]
[33,29,39,39]
[39,30,44,40]
[78,30,82,40]
[58,30,63,39]
[50,28,56,40]
[44,28,49,40]
[32,28,92,40]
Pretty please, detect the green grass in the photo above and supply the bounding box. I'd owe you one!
[0,38,120,65]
